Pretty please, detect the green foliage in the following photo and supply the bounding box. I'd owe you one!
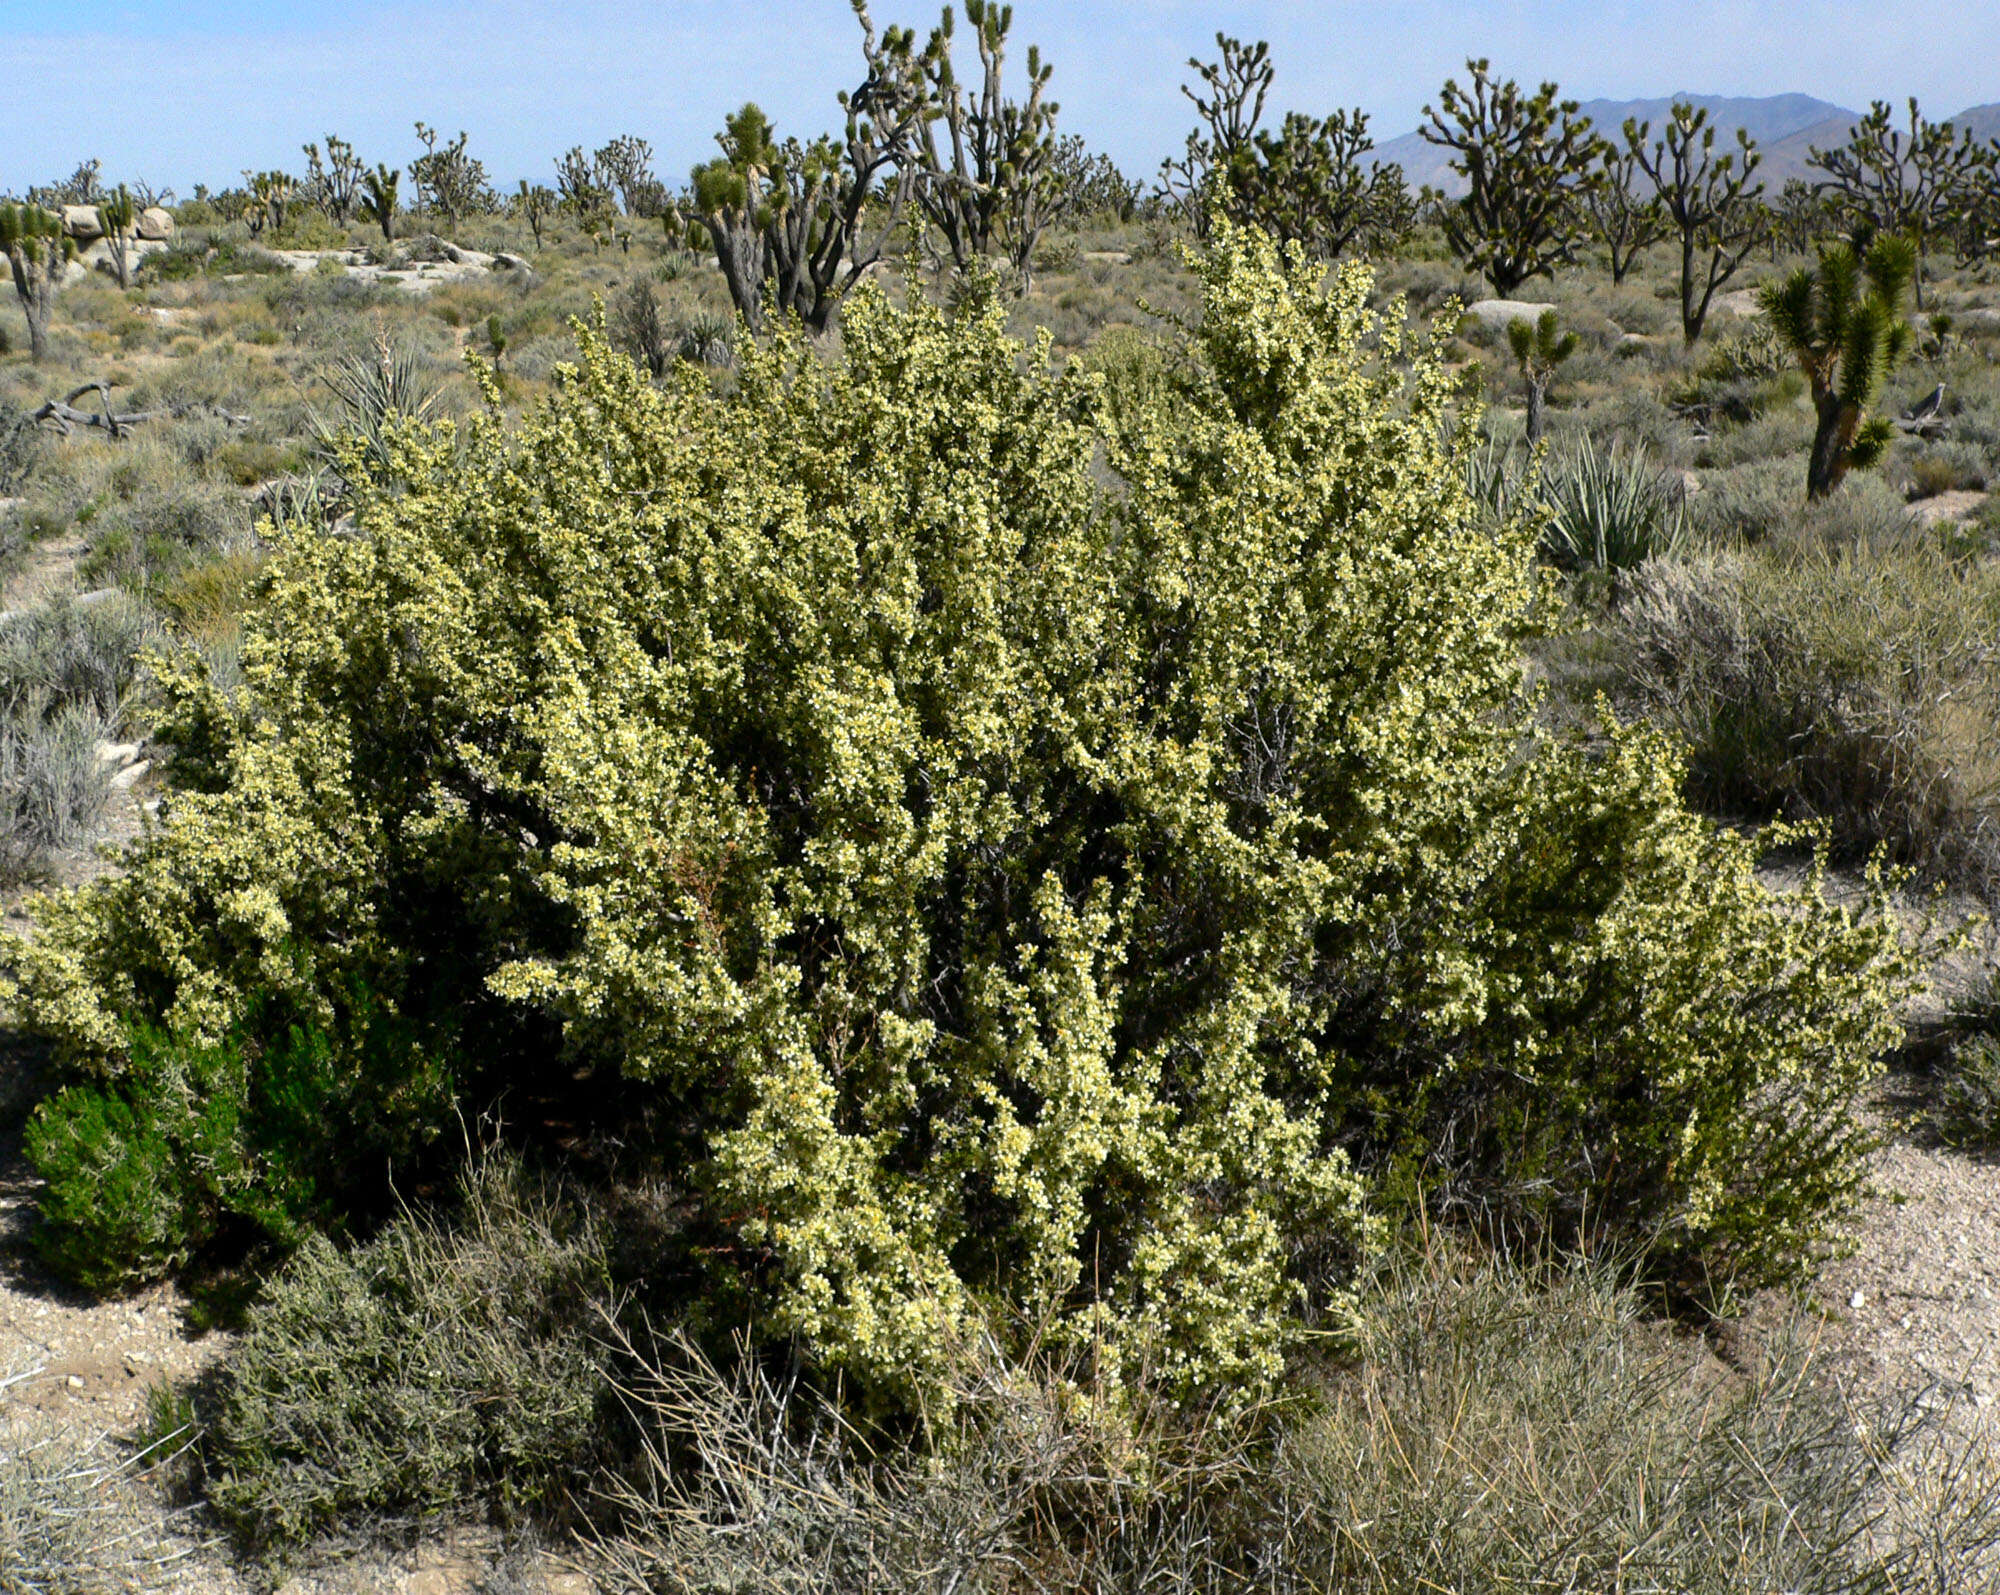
[1506,306,1577,441]
[5,227,1912,1407]
[1762,234,1917,497]
[23,992,456,1292]
[200,1156,611,1552]
[1421,58,1608,296]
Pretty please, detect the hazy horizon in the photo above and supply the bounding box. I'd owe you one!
[2,0,1996,196]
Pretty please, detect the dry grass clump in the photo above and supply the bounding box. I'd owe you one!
[1603,534,2000,892]
[0,594,157,884]
[577,1246,2000,1593]
[0,1398,181,1594]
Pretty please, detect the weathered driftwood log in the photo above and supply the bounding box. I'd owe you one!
[31,381,251,439]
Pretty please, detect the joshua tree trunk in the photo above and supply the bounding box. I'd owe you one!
[1807,391,1857,500]
[7,253,59,362]
[1524,377,1548,444]
[702,216,768,336]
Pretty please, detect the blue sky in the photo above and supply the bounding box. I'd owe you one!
[3,1,1997,196]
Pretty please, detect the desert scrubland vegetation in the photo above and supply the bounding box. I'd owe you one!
[13,5,2000,1589]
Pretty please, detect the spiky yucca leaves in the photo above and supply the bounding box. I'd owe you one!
[1761,234,1916,499]
[0,201,76,361]
[1505,307,1577,443]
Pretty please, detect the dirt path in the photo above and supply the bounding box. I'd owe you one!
[0,528,89,616]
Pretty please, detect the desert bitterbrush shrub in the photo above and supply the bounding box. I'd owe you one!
[3,225,1915,1406]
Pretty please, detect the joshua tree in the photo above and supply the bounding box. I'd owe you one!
[27,160,103,209]
[1044,134,1138,224]
[514,180,557,249]
[1767,178,1830,261]
[244,170,296,237]
[1507,308,1577,444]
[98,184,137,290]
[409,123,490,231]
[1173,38,1406,259]
[688,5,930,334]
[302,135,365,224]
[1421,59,1607,296]
[1588,139,1668,284]
[1809,99,1994,307]
[907,0,1061,288]
[362,165,400,242]
[593,135,661,215]
[1761,234,1914,500]
[554,147,617,236]
[1161,33,1270,235]
[1630,104,1765,345]
[485,313,507,370]
[1,202,76,360]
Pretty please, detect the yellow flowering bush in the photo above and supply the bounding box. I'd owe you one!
[7,226,1913,1400]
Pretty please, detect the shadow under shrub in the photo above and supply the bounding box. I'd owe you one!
[4,225,1914,1409]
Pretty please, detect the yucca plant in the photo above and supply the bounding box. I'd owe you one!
[0,200,76,360]
[1469,433,1685,574]
[309,334,442,483]
[1541,434,1688,572]
[1761,234,1914,500]
[669,306,735,367]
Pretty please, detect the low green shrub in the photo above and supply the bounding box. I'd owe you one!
[24,991,456,1291]
[1688,457,1800,542]
[7,227,1914,1409]
[139,236,290,282]
[199,1156,612,1552]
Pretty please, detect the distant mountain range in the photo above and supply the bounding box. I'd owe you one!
[1371,93,2000,196]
